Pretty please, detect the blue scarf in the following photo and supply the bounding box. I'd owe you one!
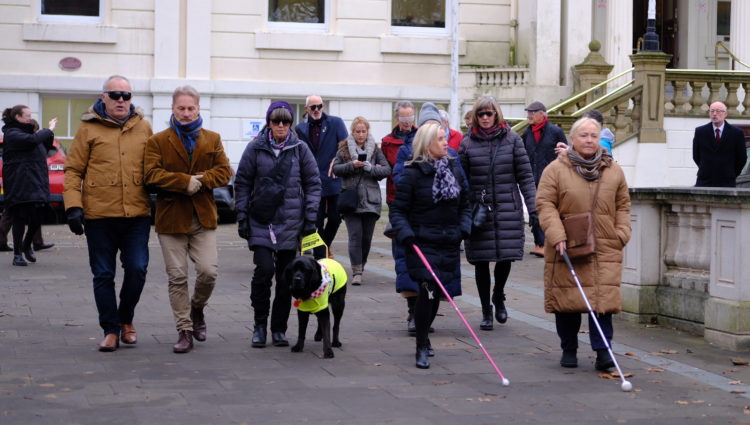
[170,115,203,157]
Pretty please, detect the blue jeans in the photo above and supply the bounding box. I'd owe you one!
[85,217,150,335]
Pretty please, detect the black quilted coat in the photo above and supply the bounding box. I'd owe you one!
[1,122,54,207]
[459,126,537,263]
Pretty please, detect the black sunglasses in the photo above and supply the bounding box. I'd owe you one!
[104,91,132,101]
[476,110,496,118]
[271,119,292,125]
[308,104,323,111]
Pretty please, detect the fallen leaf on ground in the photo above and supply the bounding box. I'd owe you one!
[660,349,678,354]
[744,407,750,415]
[39,383,55,387]
[599,371,634,380]
[647,368,665,373]
[611,371,634,378]
[624,352,637,357]
[730,380,744,385]
[732,358,750,366]
[645,324,658,328]
[691,400,705,404]
[478,398,491,402]
[675,400,689,405]
[732,390,747,394]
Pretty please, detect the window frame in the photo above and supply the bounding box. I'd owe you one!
[37,0,104,24]
[41,96,97,144]
[390,0,449,36]
[267,0,330,32]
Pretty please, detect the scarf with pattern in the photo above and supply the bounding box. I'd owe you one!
[431,156,460,203]
[566,146,612,181]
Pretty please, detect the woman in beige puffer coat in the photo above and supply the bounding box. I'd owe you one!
[536,117,631,371]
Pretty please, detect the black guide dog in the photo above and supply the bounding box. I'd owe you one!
[285,256,347,358]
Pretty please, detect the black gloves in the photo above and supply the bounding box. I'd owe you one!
[528,211,540,230]
[402,236,416,250]
[237,216,250,240]
[302,221,318,237]
[66,207,85,235]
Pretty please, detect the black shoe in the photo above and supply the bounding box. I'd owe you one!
[251,325,267,348]
[415,347,430,369]
[426,338,435,357]
[407,317,416,334]
[494,294,508,324]
[23,249,36,263]
[480,306,494,330]
[560,350,578,368]
[33,242,54,251]
[0,244,12,252]
[271,332,289,347]
[12,254,27,266]
[595,349,615,371]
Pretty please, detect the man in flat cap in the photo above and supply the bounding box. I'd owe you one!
[521,101,566,257]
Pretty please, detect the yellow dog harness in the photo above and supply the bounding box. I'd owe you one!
[293,258,347,314]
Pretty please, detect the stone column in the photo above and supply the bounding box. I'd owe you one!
[630,51,671,143]
[573,41,614,105]
[562,0,593,86]
[730,0,750,68]
[603,0,633,89]
[186,0,212,80]
[528,0,561,87]
[154,0,181,78]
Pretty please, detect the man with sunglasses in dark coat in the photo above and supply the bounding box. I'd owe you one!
[63,75,153,353]
[294,95,348,259]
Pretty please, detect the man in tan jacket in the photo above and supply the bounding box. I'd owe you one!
[144,86,232,353]
[63,75,153,352]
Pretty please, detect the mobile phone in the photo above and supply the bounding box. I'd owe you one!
[357,153,367,162]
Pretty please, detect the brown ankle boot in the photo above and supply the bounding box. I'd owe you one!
[191,306,206,342]
[173,330,194,353]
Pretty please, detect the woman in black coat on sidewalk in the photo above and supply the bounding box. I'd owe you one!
[1,105,56,266]
[390,122,472,369]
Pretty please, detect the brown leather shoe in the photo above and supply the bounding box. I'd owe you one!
[120,324,137,344]
[530,245,545,258]
[98,333,119,352]
[173,330,194,353]
[191,307,206,342]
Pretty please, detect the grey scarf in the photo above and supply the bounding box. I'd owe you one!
[566,147,612,181]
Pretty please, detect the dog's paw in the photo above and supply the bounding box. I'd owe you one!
[314,330,322,342]
[332,340,342,348]
[324,349,335,358]
[291,344,304,353]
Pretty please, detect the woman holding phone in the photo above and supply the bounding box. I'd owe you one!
[332,116,391,285]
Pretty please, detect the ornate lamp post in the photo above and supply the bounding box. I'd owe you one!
[642,0,660,51]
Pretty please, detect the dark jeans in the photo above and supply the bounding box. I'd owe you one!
[313,195,341,259]
[85,217,151,336]
[250,246,295,333]
[343,212,378,266]
[474,261,511,309]
[555,312,613,351]
[8,204,43,255]
[415,281,441,347]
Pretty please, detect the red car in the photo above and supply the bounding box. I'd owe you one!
[0,136,66,214]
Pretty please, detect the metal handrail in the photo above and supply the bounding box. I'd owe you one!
[510,67,634,133]
[714,41,750,70]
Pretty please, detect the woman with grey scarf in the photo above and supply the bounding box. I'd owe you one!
[389,122,472,369]
[332,117,391,285]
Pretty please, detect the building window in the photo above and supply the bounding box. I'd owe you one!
[269,0,324,23]
[42,97,96,150]
[392,0,446,29]
[39,0,103,23]
[717,1,730,38]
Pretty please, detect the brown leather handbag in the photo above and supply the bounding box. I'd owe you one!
[562,176,602,259]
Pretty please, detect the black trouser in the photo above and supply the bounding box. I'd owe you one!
[9,204,43,255]
[313,195,341,259]
[250,247,295,333]
[0,210,43,247]
[555,312,613,351]
[343,212,378,266]
[474,261,511,309]
[415,281,441,348]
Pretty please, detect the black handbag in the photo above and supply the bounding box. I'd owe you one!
[338,172,363,215]
[250,150,294,224]
[471,142,499,229]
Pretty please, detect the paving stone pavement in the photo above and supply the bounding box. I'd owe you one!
[2,222,750,424]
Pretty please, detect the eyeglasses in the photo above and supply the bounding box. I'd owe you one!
[709,109,727,114]
[307,104,323,111]
[398,115,415,123]
[271,119,292,126]
[476,110,496,118]
[104,91,132,101]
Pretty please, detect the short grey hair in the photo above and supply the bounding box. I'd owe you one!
[394,100,414,116]
[305,94,323,105]
[102,75,131,91]
[172,85,200,105]
[438,109,450,124]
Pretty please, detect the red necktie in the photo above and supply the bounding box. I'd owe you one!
[715,128,721,144]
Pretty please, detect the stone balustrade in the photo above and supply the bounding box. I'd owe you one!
[665,69,750,117]
[623,187,750,350]
[472,67,529,88]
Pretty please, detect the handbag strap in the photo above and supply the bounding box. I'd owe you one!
[479,141,500,204]
[589,169,603,223]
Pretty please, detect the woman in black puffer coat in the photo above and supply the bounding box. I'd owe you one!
[390,122,471,369]
[459,96,537,330]
[1,105,56,266]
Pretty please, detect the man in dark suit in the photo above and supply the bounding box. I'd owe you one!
[692,101,747,187]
